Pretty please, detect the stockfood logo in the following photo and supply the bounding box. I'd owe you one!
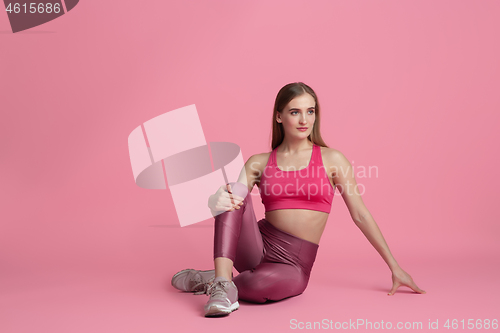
[3,0,79,33]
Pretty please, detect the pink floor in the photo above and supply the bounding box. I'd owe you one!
[2,221,498,333]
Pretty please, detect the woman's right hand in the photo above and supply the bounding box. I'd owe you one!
[208,183,245,214]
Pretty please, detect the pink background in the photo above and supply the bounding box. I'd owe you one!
[1,0,499,332]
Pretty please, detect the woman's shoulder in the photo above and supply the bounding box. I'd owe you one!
[319,145,343,157]
[244,150,273,171]
[319,146,351,174]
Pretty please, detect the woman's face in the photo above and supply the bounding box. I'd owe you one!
[277,93,316,139]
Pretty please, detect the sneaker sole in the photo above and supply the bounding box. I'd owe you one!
[204,302,240,317]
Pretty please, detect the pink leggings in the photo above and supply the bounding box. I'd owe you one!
[213,182,319,303]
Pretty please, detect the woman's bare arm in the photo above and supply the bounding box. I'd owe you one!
[326,148,426,295]
[208,153,265,215]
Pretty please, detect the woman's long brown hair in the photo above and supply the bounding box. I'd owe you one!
[270,82,330,150]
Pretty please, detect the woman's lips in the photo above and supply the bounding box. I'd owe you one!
[297,127,308,131]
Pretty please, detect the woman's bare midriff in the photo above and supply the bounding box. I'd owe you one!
[264,209,328,245]
[250,148,333,245]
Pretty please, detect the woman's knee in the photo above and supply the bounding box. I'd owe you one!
[227,181,249,200]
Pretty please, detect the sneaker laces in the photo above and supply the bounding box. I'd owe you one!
[204,280,228,298]
[190,272,216,295]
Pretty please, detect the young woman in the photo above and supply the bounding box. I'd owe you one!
[171,82,426,317]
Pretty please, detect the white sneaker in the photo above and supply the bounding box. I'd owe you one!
[171,269,216,295]
[203,276,239,317]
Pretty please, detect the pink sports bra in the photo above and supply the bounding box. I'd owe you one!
[259,144,335,213]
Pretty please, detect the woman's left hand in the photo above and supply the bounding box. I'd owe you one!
[388,267,426,296]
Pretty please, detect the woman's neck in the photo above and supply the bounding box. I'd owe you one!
[277,139,313,154]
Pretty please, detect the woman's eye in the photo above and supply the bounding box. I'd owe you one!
[291,110,314,115]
